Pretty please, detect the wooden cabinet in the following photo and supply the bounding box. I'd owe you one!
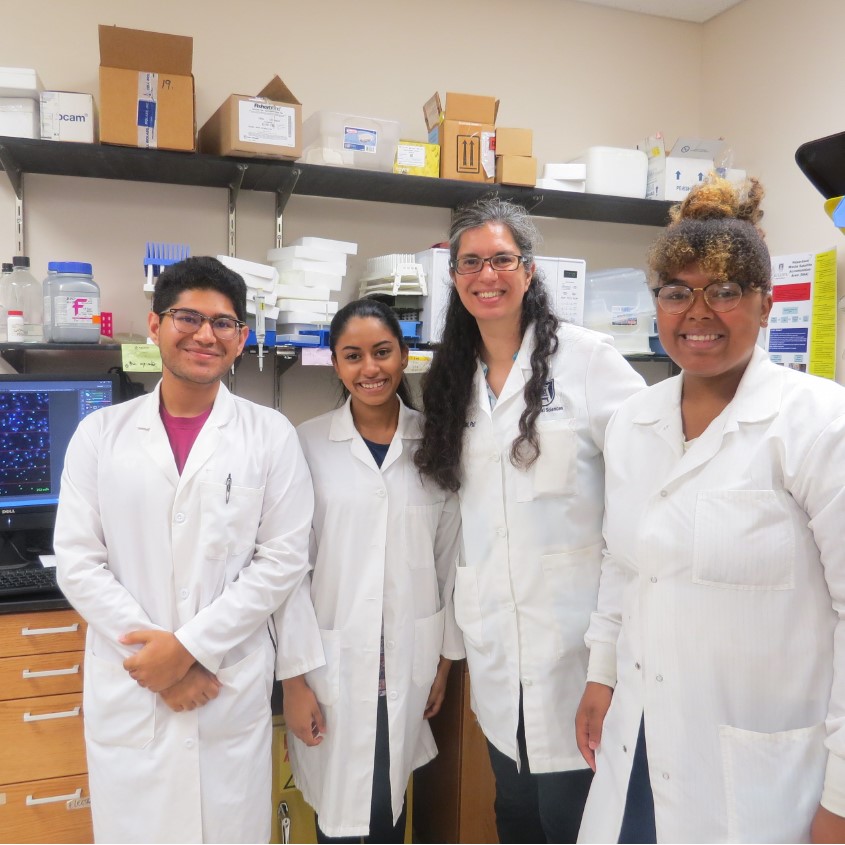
[0,608,92,843]
[413,660,498,844]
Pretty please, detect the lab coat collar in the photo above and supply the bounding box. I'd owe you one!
[137,380,234,487]
[329,395,420,472]
[632,345,782,485]
[475,323,536,414]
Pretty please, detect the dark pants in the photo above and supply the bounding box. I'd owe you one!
[617,717,656,844]
[486,693,593,843]
[316,696,407,843]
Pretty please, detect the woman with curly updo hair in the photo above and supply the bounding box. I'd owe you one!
[576,176,845,843]
[415,197,644,843]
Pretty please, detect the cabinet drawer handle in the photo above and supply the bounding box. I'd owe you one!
[23,706,80,722]
[21,623,80,636]
[22,664,80,679]
[26,787,82,807]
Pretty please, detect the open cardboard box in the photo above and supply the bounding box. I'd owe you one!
[98,24,195,151]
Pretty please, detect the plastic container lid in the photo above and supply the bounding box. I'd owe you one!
[7,310,23,316]
[12,256,30,268]
[51,261,93,275]
[1,263,12,273]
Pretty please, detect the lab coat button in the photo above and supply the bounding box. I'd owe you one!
[386,640,396,650]
[174,512,186,523]
[660,490,668,498]
[496,527,506,537]
[635,662,641,670]
[656,674,664,682]
[491,452,500,462]
[376,489,386,497]
[388,691,398,700]
[185,738,194,748]
[522,678,533,686]
[623,745,628,753]
[662,772,670,780]
[180,588,189,599]
[506,603,515,613]
[650,576,657,584]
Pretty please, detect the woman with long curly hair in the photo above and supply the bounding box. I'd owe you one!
[415,197,644,843]
[576,176,845,843]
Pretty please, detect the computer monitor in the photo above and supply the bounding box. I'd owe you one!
[0,373,119,568]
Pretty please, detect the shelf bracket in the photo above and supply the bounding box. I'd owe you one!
[273,347,298,412]
[0,144,25,255]
[227,164,247,257]
[274,167,301,249]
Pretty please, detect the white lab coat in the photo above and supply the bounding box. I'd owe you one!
[279,398,463,838]
[454,323,645,772]
[579,346,845,843]
[54,382,320,844]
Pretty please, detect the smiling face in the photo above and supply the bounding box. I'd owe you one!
[332,316,409,411]
[451,222,535,329]
[148,288,248,390]
[656,263,772,389]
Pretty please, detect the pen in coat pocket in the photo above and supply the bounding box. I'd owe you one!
[225,473,232,504]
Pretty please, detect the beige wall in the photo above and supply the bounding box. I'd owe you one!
[1,0,841,417]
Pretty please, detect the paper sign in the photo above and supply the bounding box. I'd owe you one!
[301,347,333,366]
[122,343,162,372]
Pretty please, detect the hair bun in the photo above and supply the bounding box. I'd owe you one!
[669,174,765,228]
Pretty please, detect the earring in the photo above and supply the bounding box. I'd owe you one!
[761,319,769,327]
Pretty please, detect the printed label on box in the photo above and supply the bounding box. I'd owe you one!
[239,101,296,147]
[137,72,158,148]
[397,143,426,168]
[481,131,495,178]
[456,134,481,174]
[611,305,639,327]
[344,126,378,154]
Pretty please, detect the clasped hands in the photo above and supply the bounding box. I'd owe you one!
[121,629,221,713]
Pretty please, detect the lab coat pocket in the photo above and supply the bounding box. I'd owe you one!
[454,567,485,651]
[720,721,826,842]
[540,544,602,658]
[305,629,340,707]
[199,481,265,559]
[412,607,446,688]
[84,653,156,748]
[693,490,795,589]
[204,644,273,740]
[404,503,441,569]
[516,419,577,502]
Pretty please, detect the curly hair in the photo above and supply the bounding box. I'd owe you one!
[414,197,560,492]
[649,176,771,292]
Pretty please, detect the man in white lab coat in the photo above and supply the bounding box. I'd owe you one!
[54,257,320,844]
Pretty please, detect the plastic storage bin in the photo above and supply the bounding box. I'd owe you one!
[570,147,648,198]
[583,268,655,354]
[44,261,101,342]
[299,110,400,172]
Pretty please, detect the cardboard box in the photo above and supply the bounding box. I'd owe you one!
[40,92,96,143]
[444,92,498,124]
[393,140,440,177]
[641,136,726,200]
[98,25,195,152]
[198,76,301,159]
[496,155,536,187]
[495,128,533,157]
[436,120,495,182]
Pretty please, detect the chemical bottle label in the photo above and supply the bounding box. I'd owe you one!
[55,295,100,325]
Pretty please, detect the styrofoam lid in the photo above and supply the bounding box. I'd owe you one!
[0,67,44,99]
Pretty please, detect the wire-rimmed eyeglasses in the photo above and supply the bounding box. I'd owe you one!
[159,308,246,340]
[450,253,527,275]
[653,281,745,315]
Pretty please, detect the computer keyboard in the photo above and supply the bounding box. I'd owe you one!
[0,566,60,598]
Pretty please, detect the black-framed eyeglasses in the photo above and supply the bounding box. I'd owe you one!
[160,308,246,340]
[450,253,527,275]
[653,281,745,315]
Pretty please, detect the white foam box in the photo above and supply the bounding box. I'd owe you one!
[246,300,280,320]
[290,236,357,255]
[537,178,586,193]
[0,98,39,138]
[276,298,338,314]
[271,256,347,277]
[277,309,334,324]
[40,91,96,142]
[299,110,400,172]
[0,67,43,99]
[570,147,648,198]
[276,283,332,301]
[217,255,279,291]
[543,162,587,180]
[277,268,344,291]
[267,245,348,264]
